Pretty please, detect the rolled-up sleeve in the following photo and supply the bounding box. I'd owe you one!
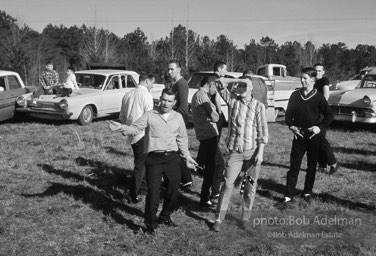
[256,103,269,145]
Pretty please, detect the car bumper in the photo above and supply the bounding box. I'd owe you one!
[333,114,376,124]
[16,107,73,120]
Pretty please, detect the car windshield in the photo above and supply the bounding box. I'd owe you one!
[188,73,236,89]
[76,74,106,89]
[188,73,210,89]
[359,74,376,88]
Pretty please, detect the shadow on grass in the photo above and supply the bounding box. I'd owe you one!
[330,121,376,133]
[257,178,376,211]
[262,161,290,170]
[21,159,147,232]
[104,146,126,157]
[338,161,376,172]
[176,192,214,228]
[332,147,376,156]
[22,182,145,231]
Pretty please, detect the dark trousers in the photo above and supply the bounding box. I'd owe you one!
[285,132,321,199]
[33,86,64,98]
[61,88,73,97]
[178,113,192,184]
[216,113,225,138]
[144,151,181,230]
[199,136,218,202]
[197,137,224,198]
[318,130,336,168]
[129,137,147,199]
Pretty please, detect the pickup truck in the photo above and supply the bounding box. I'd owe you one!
[0,70,36,122]
[257,64,301,118]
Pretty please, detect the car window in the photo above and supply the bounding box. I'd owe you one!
[0,77,6,91]
[188,73,210,89]
[106,76,121,90]
[127,75,137,88]
[361,75,376,88]
[8,76,22,90]
[76,74,105,89]
[257,67,266,77]
[273,67,281,76]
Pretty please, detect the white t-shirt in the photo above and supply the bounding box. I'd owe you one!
[63,74,78,90]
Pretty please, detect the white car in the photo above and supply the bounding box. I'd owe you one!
[0,70,36,122]
[16,69,164,125]
[335,67,375,91]
[329,67,376,123]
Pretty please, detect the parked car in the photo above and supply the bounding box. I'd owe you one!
[328,67,376,123]
[334,67,375,91]
[0,70,36,122]
[151,71,275,124]
[16,69,164,125]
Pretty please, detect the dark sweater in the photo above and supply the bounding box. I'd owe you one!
[314,77,330,96]
[172,77,189,116]
[285,88,333,132]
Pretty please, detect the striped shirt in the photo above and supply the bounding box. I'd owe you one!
[220,88,268,152]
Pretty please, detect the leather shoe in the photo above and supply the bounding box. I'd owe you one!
[200,200,217,208]
[329,164,340,175]
[158,218,178,227]
[212,220,221,232]
[128,195,143,204]
[275,197,293,209]
[302,194,312,203]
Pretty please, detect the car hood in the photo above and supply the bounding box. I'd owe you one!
[335,80,360,90]
[34,88,102,102]
[329,88,376,106]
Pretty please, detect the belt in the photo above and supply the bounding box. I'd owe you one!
[297,127,313,135]
[150,151,177,156]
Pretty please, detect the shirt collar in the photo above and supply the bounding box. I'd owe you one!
[234,93,253,103]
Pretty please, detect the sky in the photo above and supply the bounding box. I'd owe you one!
[2,0,376,49]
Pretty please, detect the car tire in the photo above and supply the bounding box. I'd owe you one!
[77,105,94,125]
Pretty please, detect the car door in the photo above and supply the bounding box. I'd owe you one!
[99,74,123,115]
[0,75,26,122]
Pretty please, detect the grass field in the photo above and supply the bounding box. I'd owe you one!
[0,117,375,256]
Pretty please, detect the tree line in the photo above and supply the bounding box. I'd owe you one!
[1,10,376,87]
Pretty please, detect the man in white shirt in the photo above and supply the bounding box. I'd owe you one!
[61,66,80,97]
[119,72,155,203]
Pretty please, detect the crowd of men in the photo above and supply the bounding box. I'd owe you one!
[108,60,337,234]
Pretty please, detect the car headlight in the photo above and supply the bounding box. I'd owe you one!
[59,99,68,110]
[16,96,27,107]
[363,96,372,105]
